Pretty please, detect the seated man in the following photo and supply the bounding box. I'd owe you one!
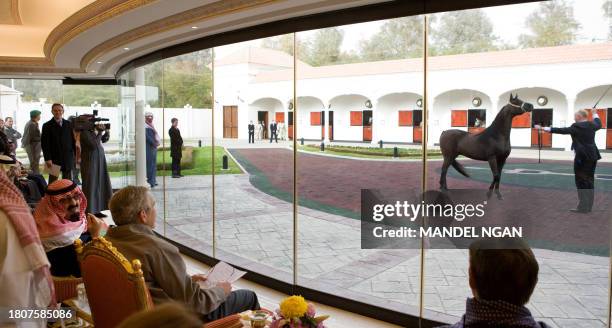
[439,238,548,328]
[33,179,106,277]
[106,186,260,322]
[0,155,44,206]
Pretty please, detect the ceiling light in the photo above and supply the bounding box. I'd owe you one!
[90,70,96,73]
[191,26,198,29]
[123,47,130,51]
[97,61,103,64]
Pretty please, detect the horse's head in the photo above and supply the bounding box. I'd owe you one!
[503,93,533,116]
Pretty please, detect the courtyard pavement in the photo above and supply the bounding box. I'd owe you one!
[110,147,611,327]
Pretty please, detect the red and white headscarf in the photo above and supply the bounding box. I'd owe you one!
[0,170,55,306]
[33,179,88,252]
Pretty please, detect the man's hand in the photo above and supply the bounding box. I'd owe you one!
[45,160,52,168]
[86,214,106,237]
[191,274,208,283]
[216,281,232,296]
[534,125,542,130]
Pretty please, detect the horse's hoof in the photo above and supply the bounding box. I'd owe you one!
[496,194,504,200]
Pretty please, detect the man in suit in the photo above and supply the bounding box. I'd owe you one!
[269,120,278,143]
[536,108,602,213]
[41,103,75,184]
[168,118,183,178]
[248,120,255,144]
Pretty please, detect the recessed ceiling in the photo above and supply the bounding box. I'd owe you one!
[0,0,390,79]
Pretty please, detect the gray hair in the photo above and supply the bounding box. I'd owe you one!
[576,109,588,118]
[109,186,153,225]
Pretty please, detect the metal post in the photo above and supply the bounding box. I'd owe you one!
[379,140,383,148]
[320,142,325,151]
[393,147,399,158]
[222,155,228,170]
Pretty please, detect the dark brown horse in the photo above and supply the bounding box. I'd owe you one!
[439,94,533,199]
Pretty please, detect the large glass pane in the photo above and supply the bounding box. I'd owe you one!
[119,72,136,187]
[295,19,425,316]
[426,2,611,327]
[213,36,295,282]
[160,50,214,255]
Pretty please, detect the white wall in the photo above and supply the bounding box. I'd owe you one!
[375,93,421,143]
[431,90,492,146]
[296,97,325,140]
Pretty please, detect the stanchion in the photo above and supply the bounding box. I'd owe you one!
[538,127,542,164]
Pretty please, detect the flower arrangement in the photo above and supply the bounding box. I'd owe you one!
[270,295,329,328]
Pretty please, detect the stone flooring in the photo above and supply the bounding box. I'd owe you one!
[109,165,611,328]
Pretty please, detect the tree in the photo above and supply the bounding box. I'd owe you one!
[302,27,346,66]
[358,16,424,61]
[518,1,580,48]
[430,9,499,56]
[604,0,612,39]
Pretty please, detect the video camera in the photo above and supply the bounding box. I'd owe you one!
[72,110,110,131]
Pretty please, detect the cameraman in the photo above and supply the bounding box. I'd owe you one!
[75,119,112,214]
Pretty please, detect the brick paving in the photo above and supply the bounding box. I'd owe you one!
[111,148,612,327]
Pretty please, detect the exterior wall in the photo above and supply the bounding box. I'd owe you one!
[231,58,612,150]
[375,93,421,143]
[431,90,492,146]
[297,97,325,140]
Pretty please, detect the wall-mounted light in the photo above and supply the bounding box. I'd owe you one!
[328,103,331,109]
[416,99,423,108]
[537,96,548,106]
[288,101,294,110]
[365,100,372,108]
[472,97,482,107]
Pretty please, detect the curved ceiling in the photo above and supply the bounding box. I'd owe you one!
[0,0,389,79]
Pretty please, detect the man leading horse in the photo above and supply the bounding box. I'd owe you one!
[535,108,601,213]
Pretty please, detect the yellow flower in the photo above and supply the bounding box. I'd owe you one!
[279,295,308,318]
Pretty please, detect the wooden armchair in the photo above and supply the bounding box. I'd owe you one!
[75,237,154,328]
[52,275,83,303]
[76,237,246,328]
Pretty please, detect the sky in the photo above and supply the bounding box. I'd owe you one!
[215,0,610,58]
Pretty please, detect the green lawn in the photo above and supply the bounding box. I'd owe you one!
[298,144,442,159]
[109,146,242,177]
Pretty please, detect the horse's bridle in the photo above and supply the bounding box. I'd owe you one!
[508,102,528,113]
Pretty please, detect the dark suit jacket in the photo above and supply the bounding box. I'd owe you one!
[551,117,601,161]
[270,123,277,133]
[41,118,75,169]
[248,124,255,133]
[168,126,183,158]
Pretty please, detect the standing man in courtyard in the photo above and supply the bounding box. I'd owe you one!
[535,108,601,213]
[22,110,42,174]
[41,103,75,183]
[168,118,183,178]
[4,117,21,155]
[248,120,255,144]
[145,112,160,188]
[269,120,278,143]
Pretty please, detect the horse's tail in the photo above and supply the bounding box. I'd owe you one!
[451,159,470,177]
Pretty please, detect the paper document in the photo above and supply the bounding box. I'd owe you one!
[198,262,246,289]
[44,164,61,177]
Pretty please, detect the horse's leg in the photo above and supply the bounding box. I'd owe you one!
[495,156,507,199]
[486,157,500,199]
[440,156,453,190]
